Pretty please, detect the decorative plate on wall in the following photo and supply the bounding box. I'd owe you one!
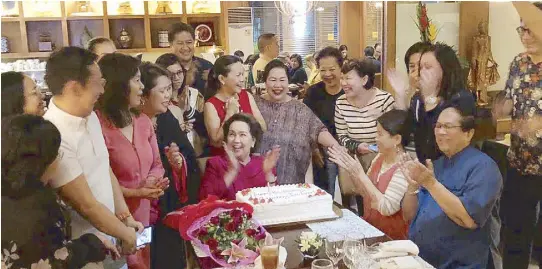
[192,22,214,46]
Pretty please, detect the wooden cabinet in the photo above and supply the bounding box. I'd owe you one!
[1,1,227,60]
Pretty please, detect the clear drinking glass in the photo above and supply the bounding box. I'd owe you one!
[261,244,280,269]
[325,239,345,269]
[311,259,334,269]
[344,238,366,268]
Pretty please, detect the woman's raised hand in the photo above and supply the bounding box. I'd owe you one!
[225,94,240,117]
[419,68,440,97]
[263,145,281,174]
[397,153,435,189]
[165,142,183,171]
[328,145,365,177]
[386,68,409,97]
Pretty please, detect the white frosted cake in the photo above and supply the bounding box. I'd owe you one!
[235,183,336,225]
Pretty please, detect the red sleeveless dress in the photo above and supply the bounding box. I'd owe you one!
[206,89,253,156]
[363,155,409,240]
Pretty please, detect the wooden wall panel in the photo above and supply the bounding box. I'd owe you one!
[339,1,363,59]
[382,1,396,94]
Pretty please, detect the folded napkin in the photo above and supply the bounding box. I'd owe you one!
[378,240,419,255]
[370,240,420,260]
[379,256,422,269]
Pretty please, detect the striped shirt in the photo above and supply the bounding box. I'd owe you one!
[335,89,395,153]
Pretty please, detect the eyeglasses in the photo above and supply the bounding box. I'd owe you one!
[171,69,184,79]
[516,26,531,36]
[435,123,462,131]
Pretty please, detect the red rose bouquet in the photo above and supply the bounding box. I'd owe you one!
[164,196,267,267]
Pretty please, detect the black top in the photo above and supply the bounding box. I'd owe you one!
[408,88,476,162]
[191,56,214,100]
[155,109,201,211]
[290,68,308,85]
[1,188,106,268]
[303,81,344,138]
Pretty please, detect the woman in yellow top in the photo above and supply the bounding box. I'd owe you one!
[305,53,322,86]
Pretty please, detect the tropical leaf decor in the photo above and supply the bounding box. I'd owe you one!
[413,2,440,43]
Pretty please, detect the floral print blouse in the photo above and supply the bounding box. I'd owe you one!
[504,53,542,176]
[1,188,106,268]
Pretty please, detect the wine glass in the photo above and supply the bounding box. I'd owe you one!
[311,259,333,269]
[325,239,345,269]
[343,239,365,269]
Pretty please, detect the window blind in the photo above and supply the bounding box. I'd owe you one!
[230,1,340,58]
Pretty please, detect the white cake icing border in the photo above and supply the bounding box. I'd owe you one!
[257,212,339,226]
[236,183,338,226]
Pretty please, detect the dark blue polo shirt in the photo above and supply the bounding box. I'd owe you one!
[409,146,502,269]
[191,56,213,100]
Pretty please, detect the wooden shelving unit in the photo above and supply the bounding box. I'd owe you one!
[1,1,228,60]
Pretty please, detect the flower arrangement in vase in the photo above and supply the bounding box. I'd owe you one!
[296,231,323,259]
[164,195,268,268]
[413,2,440,43]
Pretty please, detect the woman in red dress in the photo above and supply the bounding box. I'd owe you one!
[328,110,410,240]
[204,55,266,156]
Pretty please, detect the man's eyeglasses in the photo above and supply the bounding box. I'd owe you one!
[516,26,531,36]
[435,123,462,131]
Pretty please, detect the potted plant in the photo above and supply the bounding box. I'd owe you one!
[296,231,323,261]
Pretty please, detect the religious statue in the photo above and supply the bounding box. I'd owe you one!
[155,1,172,15]
[467,21,500,106]
[117,1,133,15]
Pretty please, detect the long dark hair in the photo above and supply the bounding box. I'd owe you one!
[404,42,431,72]
[1,71,26,117]
[96,53,141,128]
[207,55,242,95]
[377,109,410,147]
[2,115,61,198]
[422,42,465,101]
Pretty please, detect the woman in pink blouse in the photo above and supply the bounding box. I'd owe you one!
[200,113,280,201]
[96,54,168,269]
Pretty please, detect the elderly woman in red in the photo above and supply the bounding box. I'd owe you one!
[200,113,280,201]
[96,53,168,269]
[328,110,410,240]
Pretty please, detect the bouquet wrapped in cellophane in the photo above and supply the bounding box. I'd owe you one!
[164,195,267,268]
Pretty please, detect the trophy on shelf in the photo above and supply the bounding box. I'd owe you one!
[117,1,133,15]
[191,0,212,13]
[117,27,132,49]
[76,1,90,13]
[155,1,172,15]
[38,32,54,52]
[34,1,55,17]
